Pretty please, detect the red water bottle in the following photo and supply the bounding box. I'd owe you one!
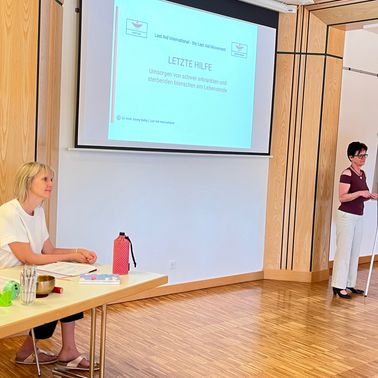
[112,232,130,274]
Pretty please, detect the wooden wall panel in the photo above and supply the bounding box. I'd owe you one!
[37,0,63,242]
[277,13,297,52]
[312,1,378,25]
[327,26,345,57]
[295,9,306,53]
[264,7,345,281]
[298,9,308,53]
[281,54,300,270]
[292,56,325,272]
[308,0,362,10]
[0,0,39,203]
[264,54,294,270]
[312,57,343,272]
[307,13,327,53]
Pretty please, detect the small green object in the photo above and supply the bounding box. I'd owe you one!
[3,280,20,299]
[3,280,21,300]
[0,289,12,306]
[0,280,20,306]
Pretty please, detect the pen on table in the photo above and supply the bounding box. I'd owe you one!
[52,286,63,294]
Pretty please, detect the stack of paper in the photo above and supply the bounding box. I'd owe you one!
[36,262,97,278]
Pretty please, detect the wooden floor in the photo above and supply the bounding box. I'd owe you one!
[2,264,378,377]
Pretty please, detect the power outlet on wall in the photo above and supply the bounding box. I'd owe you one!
[169,260,177,270]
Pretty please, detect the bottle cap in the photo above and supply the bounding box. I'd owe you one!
[119,232,125,236]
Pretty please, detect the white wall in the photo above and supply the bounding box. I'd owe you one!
[330,29,378,259]
[56,0,269,284]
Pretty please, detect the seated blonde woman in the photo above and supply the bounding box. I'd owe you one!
[0,162,97,371]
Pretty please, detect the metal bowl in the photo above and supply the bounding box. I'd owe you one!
[36,275,55,296]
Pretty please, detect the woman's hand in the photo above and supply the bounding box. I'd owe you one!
[42,240,97,264]
[77,249,97,264]
[71,252,91,264]
[371,192,378,200]
[359,190,371,199]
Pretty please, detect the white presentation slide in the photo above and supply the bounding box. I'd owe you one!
[77,0,277,154]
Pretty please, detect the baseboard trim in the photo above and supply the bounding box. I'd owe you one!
[263,269,329,282]
[113,256,377,303]
[329,254,378,269]
[112,271,264,303]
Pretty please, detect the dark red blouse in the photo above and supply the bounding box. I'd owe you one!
[338,168,369,216]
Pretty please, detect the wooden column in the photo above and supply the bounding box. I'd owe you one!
[264,8,344,282]
[0,0,39,203]
[37,0,63,242]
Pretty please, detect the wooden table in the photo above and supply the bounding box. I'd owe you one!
[0,265,167,377]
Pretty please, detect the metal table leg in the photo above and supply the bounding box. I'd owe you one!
[89,307,97,377]
[99,304,107,378]
[30,328,41,376]
[53,307,98,378]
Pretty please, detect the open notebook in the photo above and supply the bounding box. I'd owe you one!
[36,262,97,278]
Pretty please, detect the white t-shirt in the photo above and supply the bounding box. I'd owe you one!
[0,199,49,268]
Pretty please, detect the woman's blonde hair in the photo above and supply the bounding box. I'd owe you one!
[14,162,55,203]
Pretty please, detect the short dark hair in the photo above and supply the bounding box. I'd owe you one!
[347,141,368,160]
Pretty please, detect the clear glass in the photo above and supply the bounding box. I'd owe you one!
[20,265,37,305]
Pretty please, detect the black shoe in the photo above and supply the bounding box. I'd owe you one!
[347,287,364,295]
[332,287,352,299]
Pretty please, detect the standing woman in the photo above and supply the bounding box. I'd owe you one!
[332,142,378,299]
[0,162,97,370]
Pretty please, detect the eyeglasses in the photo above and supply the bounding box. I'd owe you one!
[354,154,368,159]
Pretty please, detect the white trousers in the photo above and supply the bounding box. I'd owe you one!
[331,210,363,289]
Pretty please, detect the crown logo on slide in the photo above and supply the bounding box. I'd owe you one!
[126,19,148,38]
[231,42,248,58]
[132,21,142,28]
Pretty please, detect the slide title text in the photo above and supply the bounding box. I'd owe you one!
[168,56,212,71]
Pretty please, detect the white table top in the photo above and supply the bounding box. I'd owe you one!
[0,265,167,338]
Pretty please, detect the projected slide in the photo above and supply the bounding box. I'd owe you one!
[77,0,276,154]
[109,0,258,149]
